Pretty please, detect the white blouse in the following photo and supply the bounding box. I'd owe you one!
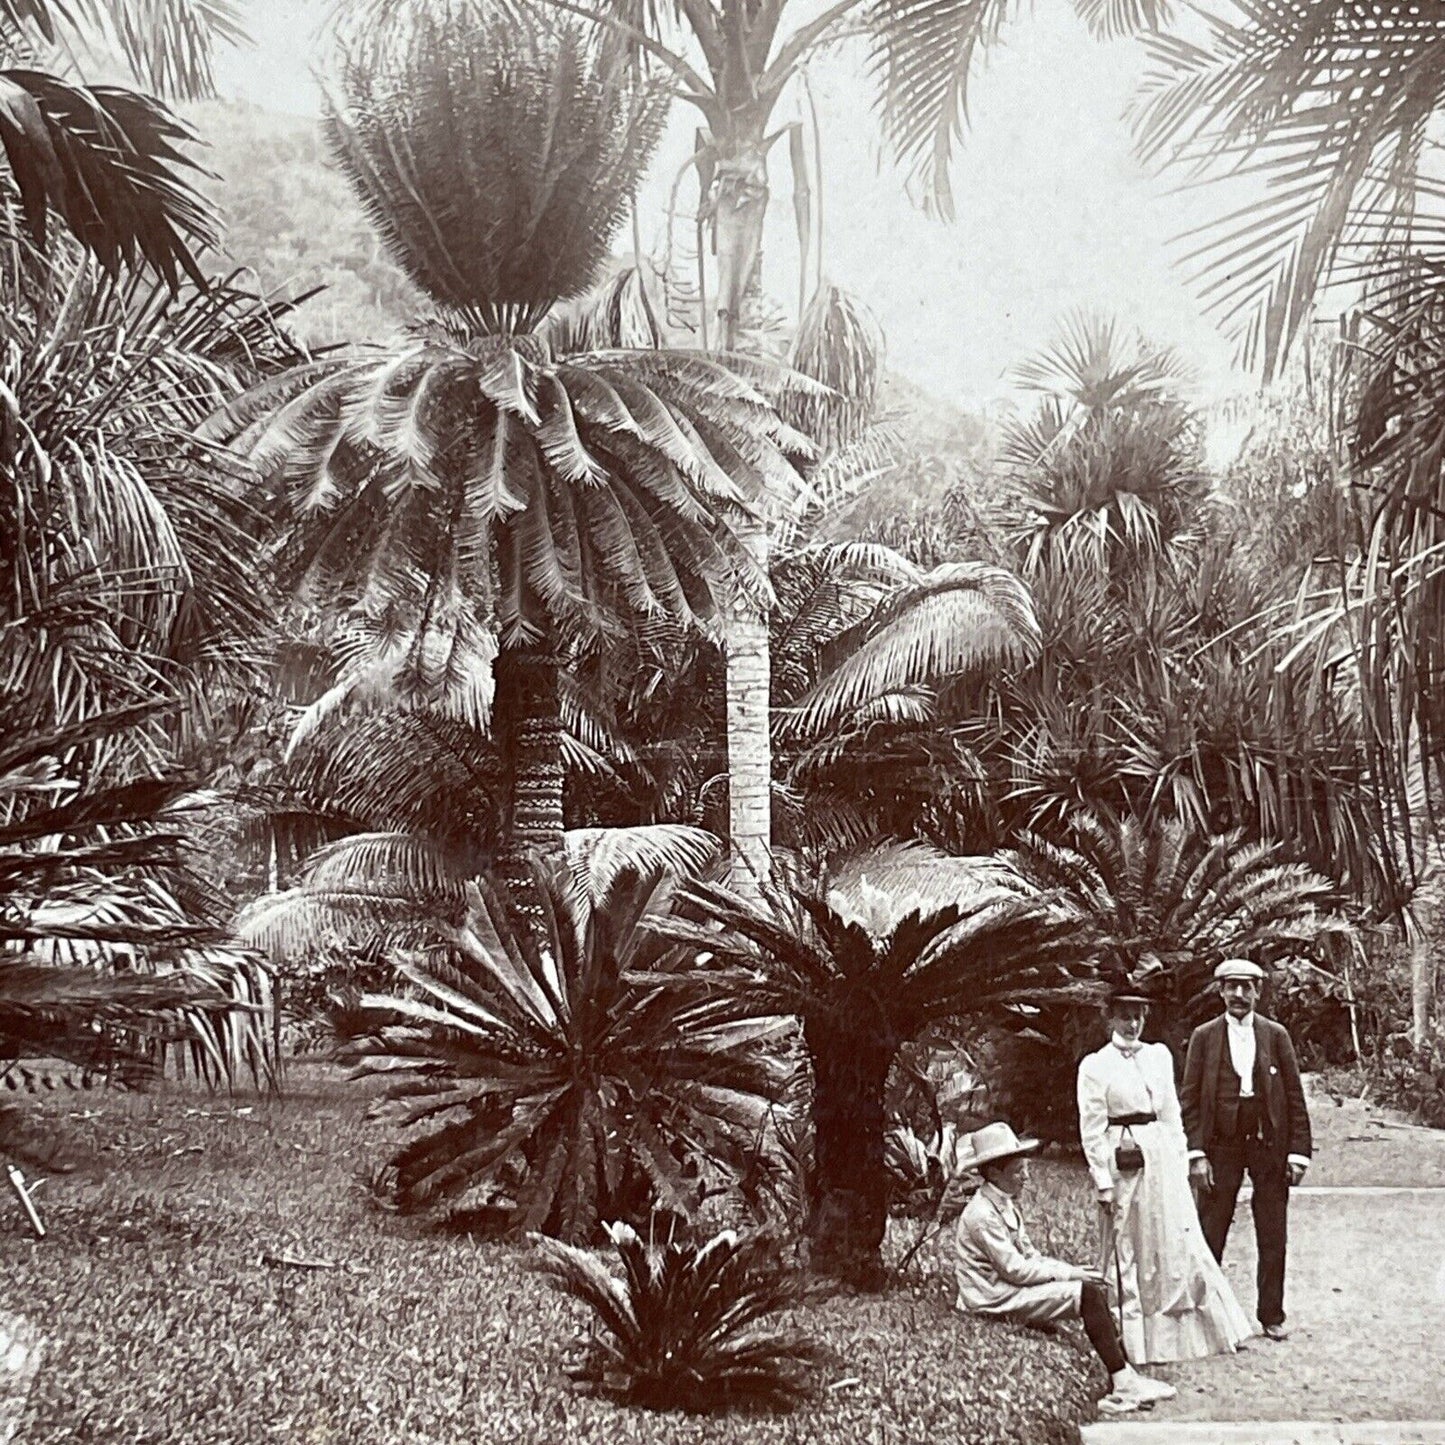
[1076,1041,1187,1193]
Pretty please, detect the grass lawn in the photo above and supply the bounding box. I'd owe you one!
[3,1064,1103,1444]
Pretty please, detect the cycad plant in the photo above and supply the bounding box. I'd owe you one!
[337,860,786,1241]
[532,1218,826,1413]
[654,851,1080,1282]
[217,3,809,925]
[1014,809,1343,1028]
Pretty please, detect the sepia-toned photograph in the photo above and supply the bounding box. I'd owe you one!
[2,2,1444,1441]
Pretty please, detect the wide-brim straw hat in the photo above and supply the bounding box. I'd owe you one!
[962,1121,1041,1171]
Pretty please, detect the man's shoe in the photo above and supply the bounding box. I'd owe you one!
[1261,1323,1289,1342]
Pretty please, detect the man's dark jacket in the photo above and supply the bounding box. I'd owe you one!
[1179,1014,1312,1159]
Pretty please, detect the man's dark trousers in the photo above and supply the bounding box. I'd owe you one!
[1198,1097,1289,1328]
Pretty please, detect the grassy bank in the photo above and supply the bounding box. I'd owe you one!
[2,1065,1100,1444]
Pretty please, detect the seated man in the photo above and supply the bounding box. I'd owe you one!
[954,1122,1177,1416]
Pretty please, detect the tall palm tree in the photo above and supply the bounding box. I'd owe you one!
[1133,13,1445,1039]
[477,0,1176,884]
[214,4,809,925]
[0,0,246,284]
[654,850,1079,1283]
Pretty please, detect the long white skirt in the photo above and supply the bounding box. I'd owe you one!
[1099,1122,1253,1364]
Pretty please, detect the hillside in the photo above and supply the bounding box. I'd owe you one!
[184,99,420,347]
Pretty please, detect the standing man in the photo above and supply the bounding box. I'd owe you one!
[1180,957,1313,1341]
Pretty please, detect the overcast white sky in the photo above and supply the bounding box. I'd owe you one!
[212,0,1252,412]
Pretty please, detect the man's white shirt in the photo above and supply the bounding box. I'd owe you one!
[1226,1012,1257,1097]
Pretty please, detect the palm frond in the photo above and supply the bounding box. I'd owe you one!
[783,561,1039,741]
[1131,3,1445,378]
[0,71,217,286]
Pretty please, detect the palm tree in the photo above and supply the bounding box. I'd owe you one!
[335,860,786,1241]
[973,316,1405,905]
[653,850,1079,1283]
[0,695,278,1163]
[1131,8,1445,1040]
[215,4,809,925]
[0,0,246,284]
[473,0,1174,885]
[1,242,306,760]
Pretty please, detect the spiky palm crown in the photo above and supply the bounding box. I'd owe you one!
[1010,809,1345,1036]
[335,859,784,1239]
[532,1218,826,1413]
[1002,316,1213,580]
[657,852,1080,1043]
[327,1,667,330]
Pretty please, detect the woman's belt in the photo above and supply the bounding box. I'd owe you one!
[1108,1112,1157,1126]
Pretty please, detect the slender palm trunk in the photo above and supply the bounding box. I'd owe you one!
[726,521,772,891]
[804,1011,895,1285]
[493,646,565,929]
[711,124,775,889]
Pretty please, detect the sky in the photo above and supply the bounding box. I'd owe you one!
[211,0,1252,414]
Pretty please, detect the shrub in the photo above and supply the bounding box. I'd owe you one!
[530,1217,828,1413]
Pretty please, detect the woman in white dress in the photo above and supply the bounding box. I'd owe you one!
[1076,981,1253,1364]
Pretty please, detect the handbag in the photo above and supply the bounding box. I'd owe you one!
[1114,1125,1144,1174]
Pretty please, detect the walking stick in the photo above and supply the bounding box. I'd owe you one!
[1103,1204,1126,1342]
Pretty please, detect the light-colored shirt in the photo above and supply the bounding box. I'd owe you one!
[1077,1039,1188,1193]
[1226,1012,1257,1098]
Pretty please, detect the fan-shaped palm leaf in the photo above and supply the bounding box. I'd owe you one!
[782,560,1039,742]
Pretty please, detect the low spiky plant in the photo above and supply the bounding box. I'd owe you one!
[531,1217,827,1413]
[340,859,786,1240]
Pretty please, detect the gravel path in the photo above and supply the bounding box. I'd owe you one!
[1101,1079,1445,1428]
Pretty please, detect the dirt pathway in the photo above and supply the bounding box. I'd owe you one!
[1086,1080,1445,1436]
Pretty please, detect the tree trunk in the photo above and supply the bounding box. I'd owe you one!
[493,646,565,931]
[710,127,775,889]
[804,1012,895,1286]
[725,520,772,892]
[711,138,769,353]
